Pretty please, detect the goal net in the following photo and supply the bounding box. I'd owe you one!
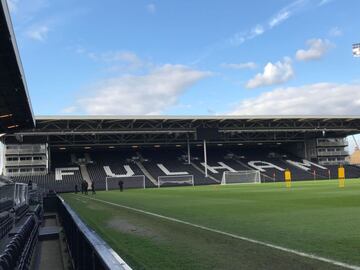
[158,175,194,187]
[221,170,261,185]
[105,175,146,191]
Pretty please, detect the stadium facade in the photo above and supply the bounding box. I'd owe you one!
[1,115,359,191]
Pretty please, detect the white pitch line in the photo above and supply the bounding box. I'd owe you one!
[80,195,360,270]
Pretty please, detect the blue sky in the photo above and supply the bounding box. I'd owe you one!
[6,0,360,118]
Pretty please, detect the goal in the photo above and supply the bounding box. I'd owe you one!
[221,170,261,185]
[105,175,146,191]
[157,175,194,188]
[13,183,28,205]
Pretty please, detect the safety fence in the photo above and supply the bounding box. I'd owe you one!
[55,195,132,270]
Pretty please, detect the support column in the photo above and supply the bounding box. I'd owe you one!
[187,138,191,165]
[203,139,208,177]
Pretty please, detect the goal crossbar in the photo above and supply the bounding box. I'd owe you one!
[157,175,194,188]
[221,170,261,185]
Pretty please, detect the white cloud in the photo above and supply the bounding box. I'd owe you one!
[221,62,257,70]
[76,64,211,115]
[8,0,50,21]
[229,25,265,46]
[329,27,342,37]
[92,51,143,65]
[269,10,290,28]
[113,51,141,63]
[146,3,156,14]
[197,0,325,63]
[230,83,360,115]
[25,25,49,41]
[249,25,264,38]
[296,39,332,61]
[246,58,294,89]
[76,49,147,72]
[228,0,307,48]
[228,32,246,46]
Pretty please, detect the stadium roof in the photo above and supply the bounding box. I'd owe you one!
[35,115,360,121]
[4,115,360,148]
[0,0,34,133]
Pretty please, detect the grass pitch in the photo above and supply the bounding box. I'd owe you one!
[62,180,360,270]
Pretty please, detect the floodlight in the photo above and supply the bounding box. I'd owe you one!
[353,43,360,57]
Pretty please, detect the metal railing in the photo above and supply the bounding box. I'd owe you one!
[6,160,47,166]
[317,141,348,147]
[5,171,47,177]
[56,196,132,270]
[317,151,348,157]
[5,149,47,155]
[317,139,348,147]
[318,160,348,165]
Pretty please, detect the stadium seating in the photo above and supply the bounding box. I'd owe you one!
[190,148,249,181]
[0,200,13,213]
[139,148,213,185]
[234,149,327,182]
[327,164,360,179]
[0,181,43,270]
[6,146,360,192]
[86,150,154,189]
[13,151,83,193]
[13,171,83,193]
[0,215,39,270]
[14,204,29,222]
[0,211,13,241]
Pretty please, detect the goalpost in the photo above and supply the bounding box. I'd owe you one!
[157,175,194,188]
[13,183,28,206]
[105,175,146,191]
[221,170,261,185]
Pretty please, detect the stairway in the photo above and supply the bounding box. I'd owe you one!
[135,161,157,185]
[190,162,220,183]
[79,164,92,189]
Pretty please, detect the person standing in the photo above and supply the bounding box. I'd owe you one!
[81,181,84,194]
[75,184,78,194]
[84,181,88,195]
[118,180,124,192]
[91,181,96,195]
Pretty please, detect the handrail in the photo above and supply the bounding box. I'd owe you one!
[57,195,132,270]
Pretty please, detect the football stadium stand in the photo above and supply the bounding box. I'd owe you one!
[13,151,84,193]
[0,182,40,270]
[2,145,359,193]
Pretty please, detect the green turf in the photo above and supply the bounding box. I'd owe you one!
[62,179,360,270]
